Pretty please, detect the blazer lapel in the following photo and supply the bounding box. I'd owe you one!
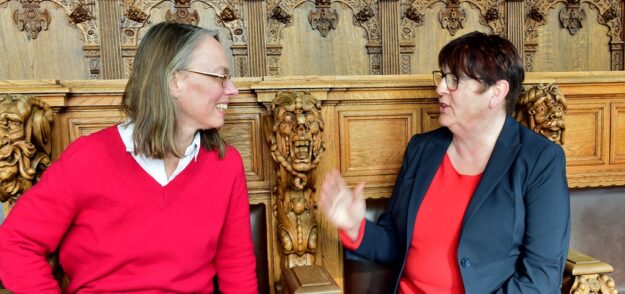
[461,117,521,230]
[405,130,450,249]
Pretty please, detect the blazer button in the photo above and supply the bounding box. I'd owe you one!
[460,258,471,268]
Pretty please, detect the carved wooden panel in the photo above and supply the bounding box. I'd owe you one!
[421,106,441,133]
[277,2,370,76]
[220,110,269,190]
[59,109,126,151]
[532,5,612,72]
[562,102,608,166]
[337,105,419,182]
[612,102,625,164]
[0,1,92,79]
[406,2,492,74]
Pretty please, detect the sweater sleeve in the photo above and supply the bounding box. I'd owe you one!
[214,156,258,294]
[0,158,77,294]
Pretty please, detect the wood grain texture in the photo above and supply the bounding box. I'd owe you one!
[2,72,625,291]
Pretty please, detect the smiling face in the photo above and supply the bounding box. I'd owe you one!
[171,36,239,135]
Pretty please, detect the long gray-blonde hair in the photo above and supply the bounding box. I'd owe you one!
[122,22,227,159]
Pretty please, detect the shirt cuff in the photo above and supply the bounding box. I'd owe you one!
[339,218,366,250]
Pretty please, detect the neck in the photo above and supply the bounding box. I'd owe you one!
[448,114,506,162]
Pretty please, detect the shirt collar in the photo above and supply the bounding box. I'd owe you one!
[118,120,201,161]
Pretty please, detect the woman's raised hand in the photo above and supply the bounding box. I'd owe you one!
[319,169,366,241]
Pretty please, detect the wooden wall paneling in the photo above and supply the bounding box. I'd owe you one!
[316,99,344,290]
[407,2,492,74]
[276,2,370,76]
[265,0,381,76]
[119,0,249,78]
[611,102,625,163]
[380,0,401,74]
[562,101,609,166]
[337,105,419,185]
[421,105,441,132]
[524,0,623,71]
[0,1,97,80]
[98,0,124,79]
[220,108,271,194]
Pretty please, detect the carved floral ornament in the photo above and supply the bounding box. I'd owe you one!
[308,0,339,37]
[264,91,325,268]
[402,0,504,38]
[559,0,586,35]
[5,0,96,39]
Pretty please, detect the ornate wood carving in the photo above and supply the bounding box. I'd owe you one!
[165,0,199,25]
[266,0,380,75]
[69,0,95,24]
[559,0,586,35]
[399,0,505,72]
[119,0,249,77]
[264,91,325,268]
[308,0,339,37]
[515,83,567,145]
[561,250,619,294]
[524,0,623,71]
[0,94,53,207]
[2,0,101,78]
[439,0,466,36]
[11,0,51,39]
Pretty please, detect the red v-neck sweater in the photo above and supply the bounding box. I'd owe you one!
[342,154,481,294]
[0,126,257,293]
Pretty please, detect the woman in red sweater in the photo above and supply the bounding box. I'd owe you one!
[0,22,258,293]
[320,32,570,293]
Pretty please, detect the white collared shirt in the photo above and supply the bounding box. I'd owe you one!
[117,121,201,186]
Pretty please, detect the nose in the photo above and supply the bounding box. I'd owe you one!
[294,113,309,133]
[224,79,239,96]
[435,79,449,97]
[549,108,562,120]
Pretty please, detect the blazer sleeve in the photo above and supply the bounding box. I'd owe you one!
[495,144,570,293]
[0,159,77,294]
[349,135,421,264]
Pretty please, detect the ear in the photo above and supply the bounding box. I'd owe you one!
[170,71,183,98]
[489,80,509,109]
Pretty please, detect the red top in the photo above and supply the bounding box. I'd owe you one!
[400,154,482,294]
[0,126,257,293]
[340,153,481,293]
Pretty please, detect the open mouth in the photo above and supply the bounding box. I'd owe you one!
[216,103,228,111]
[292,140,311,163]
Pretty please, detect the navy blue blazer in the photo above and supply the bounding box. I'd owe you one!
[350,117,570,293]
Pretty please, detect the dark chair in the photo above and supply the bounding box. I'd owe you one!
[343,197,396,294]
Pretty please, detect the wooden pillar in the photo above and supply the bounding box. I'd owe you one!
[506,0,525,58]
[246,0,267,77]
[380,0,400,75]
[98,0,124,79]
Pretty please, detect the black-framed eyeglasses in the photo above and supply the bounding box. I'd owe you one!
[432,70,460,91]
[183,69,231,87]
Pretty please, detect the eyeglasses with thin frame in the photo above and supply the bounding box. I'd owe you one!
[183,69,231,87]
[432,70,460,91]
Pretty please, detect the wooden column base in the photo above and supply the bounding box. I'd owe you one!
[281,265,341,294]
[562,250,618,294]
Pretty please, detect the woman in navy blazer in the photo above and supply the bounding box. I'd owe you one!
[320,32,570,293]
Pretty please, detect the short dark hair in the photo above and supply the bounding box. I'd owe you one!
[438,31,525,114]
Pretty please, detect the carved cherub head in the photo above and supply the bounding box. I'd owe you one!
[265,91,325,189]
[515,83,566,144]
[0,94,53,204]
